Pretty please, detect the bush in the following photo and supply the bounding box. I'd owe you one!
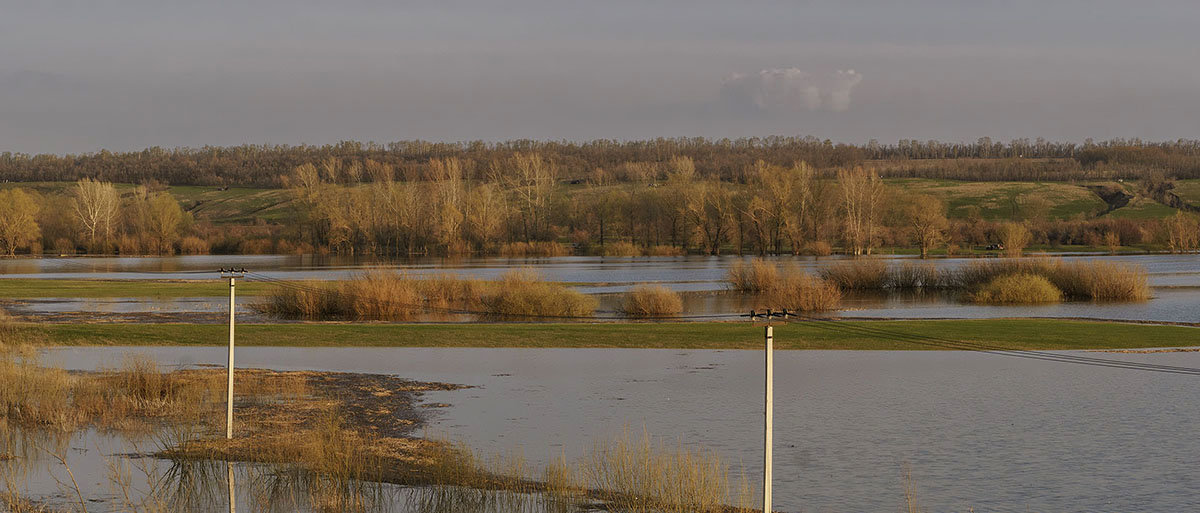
[1050,261,1150,301]
[481,270,596,318]
[971,273,1063,304]
[889,262,944,289]
[956,258,1149,301]
[601,241,641,257]
[802,241,833,256]
[645,245,685,257]
[499,241,571,257]
[179,236,210,255]
[622,285,684,318]
[762,273,841,312]
[819,259,889,289]
[726,259,778,292]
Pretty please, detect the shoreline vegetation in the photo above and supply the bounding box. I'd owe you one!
[9,319,1200,351]
[2,326,754,512]
[4,139,1200,260]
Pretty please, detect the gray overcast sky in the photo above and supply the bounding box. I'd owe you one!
[2,0,1199,154]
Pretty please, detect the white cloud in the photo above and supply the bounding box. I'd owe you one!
[721,68,863,112]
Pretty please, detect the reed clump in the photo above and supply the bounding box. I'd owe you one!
[956,258,1150,301]
[818,259,890,289]
[481,270,597,318]
[254,270,595,320]
[601,241,642,257]
[726,259,778,292]
[728,259,841,311]
[586,427,731,513]
[971,273,1064,304]
[764,272,842,312]
[498,241,571,257]
[622,285,684,318]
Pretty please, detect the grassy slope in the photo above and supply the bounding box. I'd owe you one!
[22,319,1200,351]
[883,179,1107,220]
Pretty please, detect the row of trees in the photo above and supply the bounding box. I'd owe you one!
[0,180,190,256]
[5,137,1200,187]
[2,154,1200,257]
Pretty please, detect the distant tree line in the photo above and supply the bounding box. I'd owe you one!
[4,137,1200,187]
[1,158,1199,257]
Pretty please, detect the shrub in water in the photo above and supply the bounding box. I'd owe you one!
[622,285,684,318]
[971,273,1063,304]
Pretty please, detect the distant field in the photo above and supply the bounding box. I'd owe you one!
[18,319,1200,351]
[883,179,1107,220]
[169,185,293,224]
[1105,196,1179,220]
[2,178,1185,230]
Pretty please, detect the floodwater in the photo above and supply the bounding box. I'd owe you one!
[3,253,1200,323]
[38,346,1200,513]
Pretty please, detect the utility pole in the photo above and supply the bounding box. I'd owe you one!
[220,268,246,439]
[748,309,788,513]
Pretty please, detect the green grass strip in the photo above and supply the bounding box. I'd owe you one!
[19,319,1200,351]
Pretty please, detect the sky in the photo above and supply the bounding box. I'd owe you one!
[2,0,1199,154]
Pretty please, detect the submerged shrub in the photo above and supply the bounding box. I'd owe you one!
[481,270,596,318]
[726,259,778,292]
[764,273,841,312]
[971,273,1063,304]
[728,260,841,311]
[819,259,889,289]
[600,241,642,257]
[622,285,684,318]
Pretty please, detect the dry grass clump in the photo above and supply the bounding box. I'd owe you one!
[729,259,841,311]
[601,241,642,257]
[481,270,596,318]
[726,259,779,292]
[622,285,684,318]
[956,258,1150,301]
[586,427,731,513]
[819,259,890,289]
[645,245,685,257]
[803,241,833,256]
[764,273,842,312]
[971,273,1064,304]
[255,269,595,320]
[889,262,945,289]
[1051,261,1151,302]
[498,241,571,257]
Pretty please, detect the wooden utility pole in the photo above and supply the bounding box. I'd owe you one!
[764,322,773,513]
[748,309,787,513]
[220,268,246,439]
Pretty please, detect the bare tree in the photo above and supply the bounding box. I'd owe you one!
[837,167,884,255]
[907,194,949,258]
[72,178,119,253]
[997,222,1032,257]
[1165,211,1199,253]
[0,188,40,256]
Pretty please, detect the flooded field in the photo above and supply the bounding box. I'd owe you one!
[28,345,1200,513]
[3,253,1199,323]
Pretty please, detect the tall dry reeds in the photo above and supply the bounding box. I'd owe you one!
[498,241,571,257]
[586,427,730,513]
[970,273,1064,304]
[818,259,889,289]
[601,241,642,257]
[956,258,1150,301]
[480,270,596,319]
[728,259,840,311]
[255,269,596,320]
[622,285,684,318]
[726,259,779,292]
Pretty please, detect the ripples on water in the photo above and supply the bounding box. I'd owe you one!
[35,346,1200,513]
[4,254,1199,323]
